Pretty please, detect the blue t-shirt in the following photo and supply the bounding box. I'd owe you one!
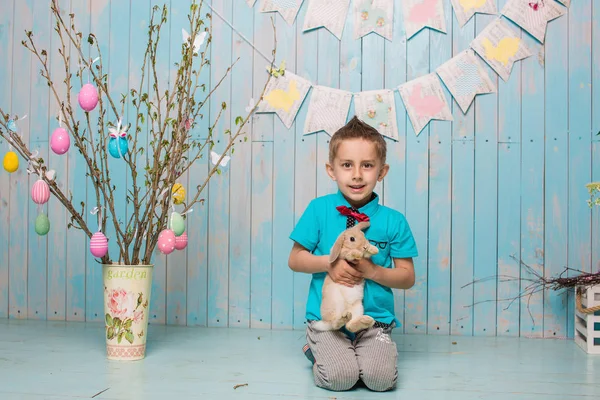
[289,190,418,326]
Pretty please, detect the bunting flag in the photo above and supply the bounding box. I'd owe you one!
[450,0,497,28]
[247,0,257,6]
[436,49,497,113]
[470,19,532,81]
[304,86,352,136]
[398,73,453,136]
[260,0,304,26]
[303,0,351,40]
[353,90,399,141]
[501,0,565,43]
[556,0,570,7]
[354,0,394,41]
[402,0,446,40]
[257,70,312,128]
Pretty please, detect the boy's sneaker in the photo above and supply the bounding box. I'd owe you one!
[303,343,315,364]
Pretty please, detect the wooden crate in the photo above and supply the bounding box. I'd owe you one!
[574,285,600,354]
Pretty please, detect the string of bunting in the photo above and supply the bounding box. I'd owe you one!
[240,0,567,137]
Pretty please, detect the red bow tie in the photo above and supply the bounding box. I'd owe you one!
[336,206,370,222]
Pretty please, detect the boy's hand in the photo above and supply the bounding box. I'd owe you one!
[350,258,378,281]
[328,259,363,287]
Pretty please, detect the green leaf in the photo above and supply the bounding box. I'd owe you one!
[106,327,115,340]
[117,331,124,344]
[105,314,113,327]
[125,331,134,344]
[235,116,243,126]
[124,319,133,330]
[113,317,122,328]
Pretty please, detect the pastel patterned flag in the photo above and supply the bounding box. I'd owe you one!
[470,18,532,81]
[402,0,447,40]
[353,89,399,140]
[450,0,497,28]
[260,0,304,25]
[304,86,352,136]
[398,73,453,136]
[354,0,394,41]
[501,0,565,43]
[556,0,570,7]
[247,0,257,6]
[436,49,497,113]
[303,0,351,40]
[256,70,312,128]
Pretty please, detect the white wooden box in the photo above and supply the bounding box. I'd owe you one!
[575,285,600,354]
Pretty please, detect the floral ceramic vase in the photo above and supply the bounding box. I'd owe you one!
[103,264,153,360]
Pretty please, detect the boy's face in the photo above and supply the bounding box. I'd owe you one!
[326,138,389,209]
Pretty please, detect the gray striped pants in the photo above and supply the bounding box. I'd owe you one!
[306,321,398,392]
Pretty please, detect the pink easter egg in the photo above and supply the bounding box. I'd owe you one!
[31,179,50,205]
[175,232,188,250]
[50,127,71,155]
[158,229,176,255]
[90,232,108,257]
[78,83,99,112]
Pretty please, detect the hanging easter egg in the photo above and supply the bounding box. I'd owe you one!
[108,132,129,158]
[170,212,185,237]
[3,151,18,173]
[35,213,50,236]
[50,127,70,155]
[90,231,108,257]
[175,232,188,250]
[172,183,186,205]
[31,179,50,205]
[78,83,99,112]
[157,229,176,255]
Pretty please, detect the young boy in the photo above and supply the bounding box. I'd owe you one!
[288,116,418,392]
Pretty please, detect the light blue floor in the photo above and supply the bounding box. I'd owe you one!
[1,319,599,399]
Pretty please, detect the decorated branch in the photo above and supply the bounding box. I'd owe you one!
[0,0,277,266]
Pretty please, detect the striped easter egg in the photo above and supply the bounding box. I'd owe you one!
[90,232,108,258]
[31,179,50,204]
[175,232,188,250]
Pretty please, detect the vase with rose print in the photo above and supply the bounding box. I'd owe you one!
[103,264,153,360]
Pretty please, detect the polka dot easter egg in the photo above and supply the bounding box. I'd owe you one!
[175,232,188,250]
[50,127,70,155]
[78,83,99,112]
[90,232,108,258]
[31,179,50,205]
[158,229,176,255]
[3,151,18,172]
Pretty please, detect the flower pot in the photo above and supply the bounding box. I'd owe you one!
[103,264,153,360]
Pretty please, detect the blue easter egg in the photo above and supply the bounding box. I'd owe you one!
[108,136,129,158]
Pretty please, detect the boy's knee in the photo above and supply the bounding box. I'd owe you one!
[313,362,359,391]
[361,363,397,392]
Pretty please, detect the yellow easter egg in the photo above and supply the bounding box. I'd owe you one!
[172,183,186,205]
[3,151,18,173]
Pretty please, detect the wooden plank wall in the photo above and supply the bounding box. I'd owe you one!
[0,0,596,338]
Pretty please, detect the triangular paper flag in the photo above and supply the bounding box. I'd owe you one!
[354,0,394,41]
[450,0,497,28]
[353,89,399,140]
[470,18,532,81]
[260,0,304,25]
[501,0,565,43]
[402,0,446,40]
[436,49,497,113]
[247,0,257,6]
[303,0,351,40]
[398,73,453,135]
[257,71,312,129]
[304,86,352,136]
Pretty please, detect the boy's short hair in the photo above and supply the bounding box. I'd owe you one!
[329,116,387,164]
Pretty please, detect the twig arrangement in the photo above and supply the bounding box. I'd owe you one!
[0,0,277,266]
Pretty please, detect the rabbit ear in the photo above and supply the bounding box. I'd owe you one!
[356,221,370,231]
[329,232,345,264]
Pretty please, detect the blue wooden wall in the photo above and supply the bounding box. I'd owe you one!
[0,0,597,338]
